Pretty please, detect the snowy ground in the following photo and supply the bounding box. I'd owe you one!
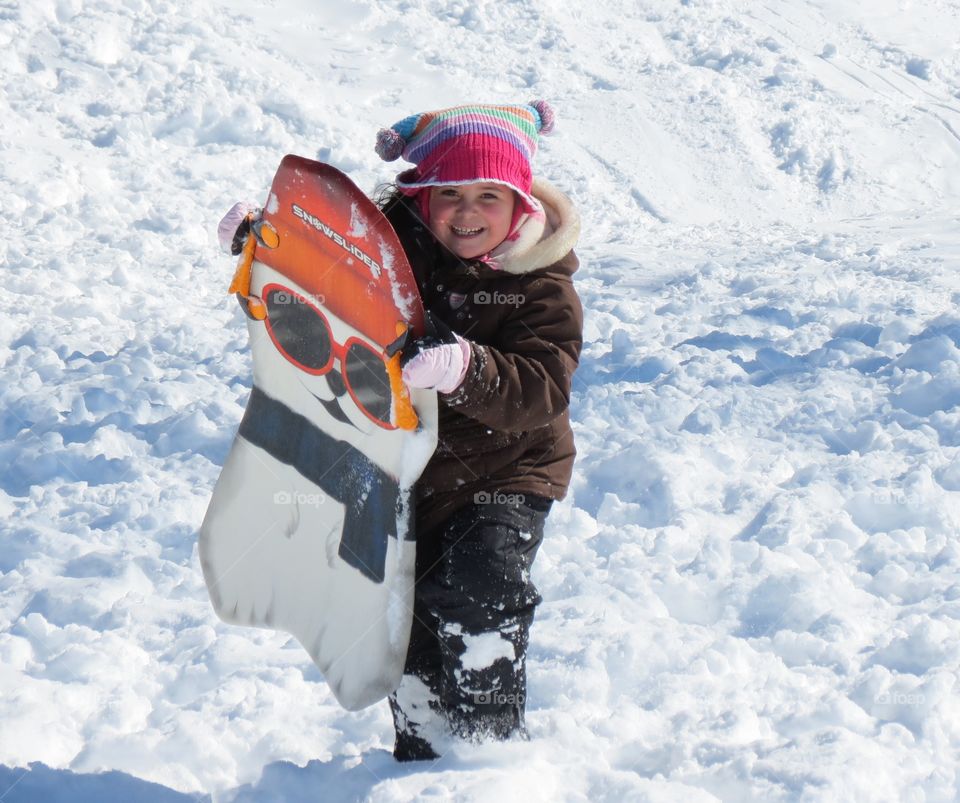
[2,0,959,800]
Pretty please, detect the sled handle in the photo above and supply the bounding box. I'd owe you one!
[387,322,419,431]
[228,221,267,319]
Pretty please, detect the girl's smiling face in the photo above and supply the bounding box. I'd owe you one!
[427,183,516,260]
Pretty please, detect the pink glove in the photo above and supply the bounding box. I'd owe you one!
[401,334,472,394]
[217,201,259,254]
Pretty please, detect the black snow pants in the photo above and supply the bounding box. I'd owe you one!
[389,494,551,761]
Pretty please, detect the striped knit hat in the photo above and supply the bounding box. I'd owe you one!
[375,101,555,214]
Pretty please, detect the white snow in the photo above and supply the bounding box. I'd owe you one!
[458,630,517,673]
[1,0,959,801]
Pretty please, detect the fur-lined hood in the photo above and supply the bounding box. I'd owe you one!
[485,178,581,275]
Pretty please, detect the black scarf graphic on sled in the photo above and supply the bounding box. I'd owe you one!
[238,385,410,583]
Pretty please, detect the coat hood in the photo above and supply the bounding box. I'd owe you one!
[484,178,580,276]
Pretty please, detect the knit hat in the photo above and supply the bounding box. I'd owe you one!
[375,101,555,214]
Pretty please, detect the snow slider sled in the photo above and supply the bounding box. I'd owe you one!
[199,156,438,710]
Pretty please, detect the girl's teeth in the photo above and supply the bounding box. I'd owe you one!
[452,226,482,235]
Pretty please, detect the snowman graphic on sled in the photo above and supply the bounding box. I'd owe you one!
[199,156,438,710]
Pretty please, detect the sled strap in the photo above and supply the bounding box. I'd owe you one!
[228,220,266,320]
[387,353,418,431]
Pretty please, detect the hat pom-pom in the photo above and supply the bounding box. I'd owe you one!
[529,99,555,134]
[375,127,405,161]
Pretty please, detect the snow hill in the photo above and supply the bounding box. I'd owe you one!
[1,0,959,800]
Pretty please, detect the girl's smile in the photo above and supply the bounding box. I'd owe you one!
[428,183,516,260]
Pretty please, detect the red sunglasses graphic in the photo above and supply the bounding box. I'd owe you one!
[261,282,396,429]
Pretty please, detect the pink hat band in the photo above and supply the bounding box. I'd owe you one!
[375,102,555,214]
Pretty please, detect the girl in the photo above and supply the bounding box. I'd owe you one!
[218,101,583,761]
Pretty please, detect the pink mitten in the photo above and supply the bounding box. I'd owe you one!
[401,335,472,394]
[217,201,259,255]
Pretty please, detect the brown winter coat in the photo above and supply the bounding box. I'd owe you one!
[384,179,583,532]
